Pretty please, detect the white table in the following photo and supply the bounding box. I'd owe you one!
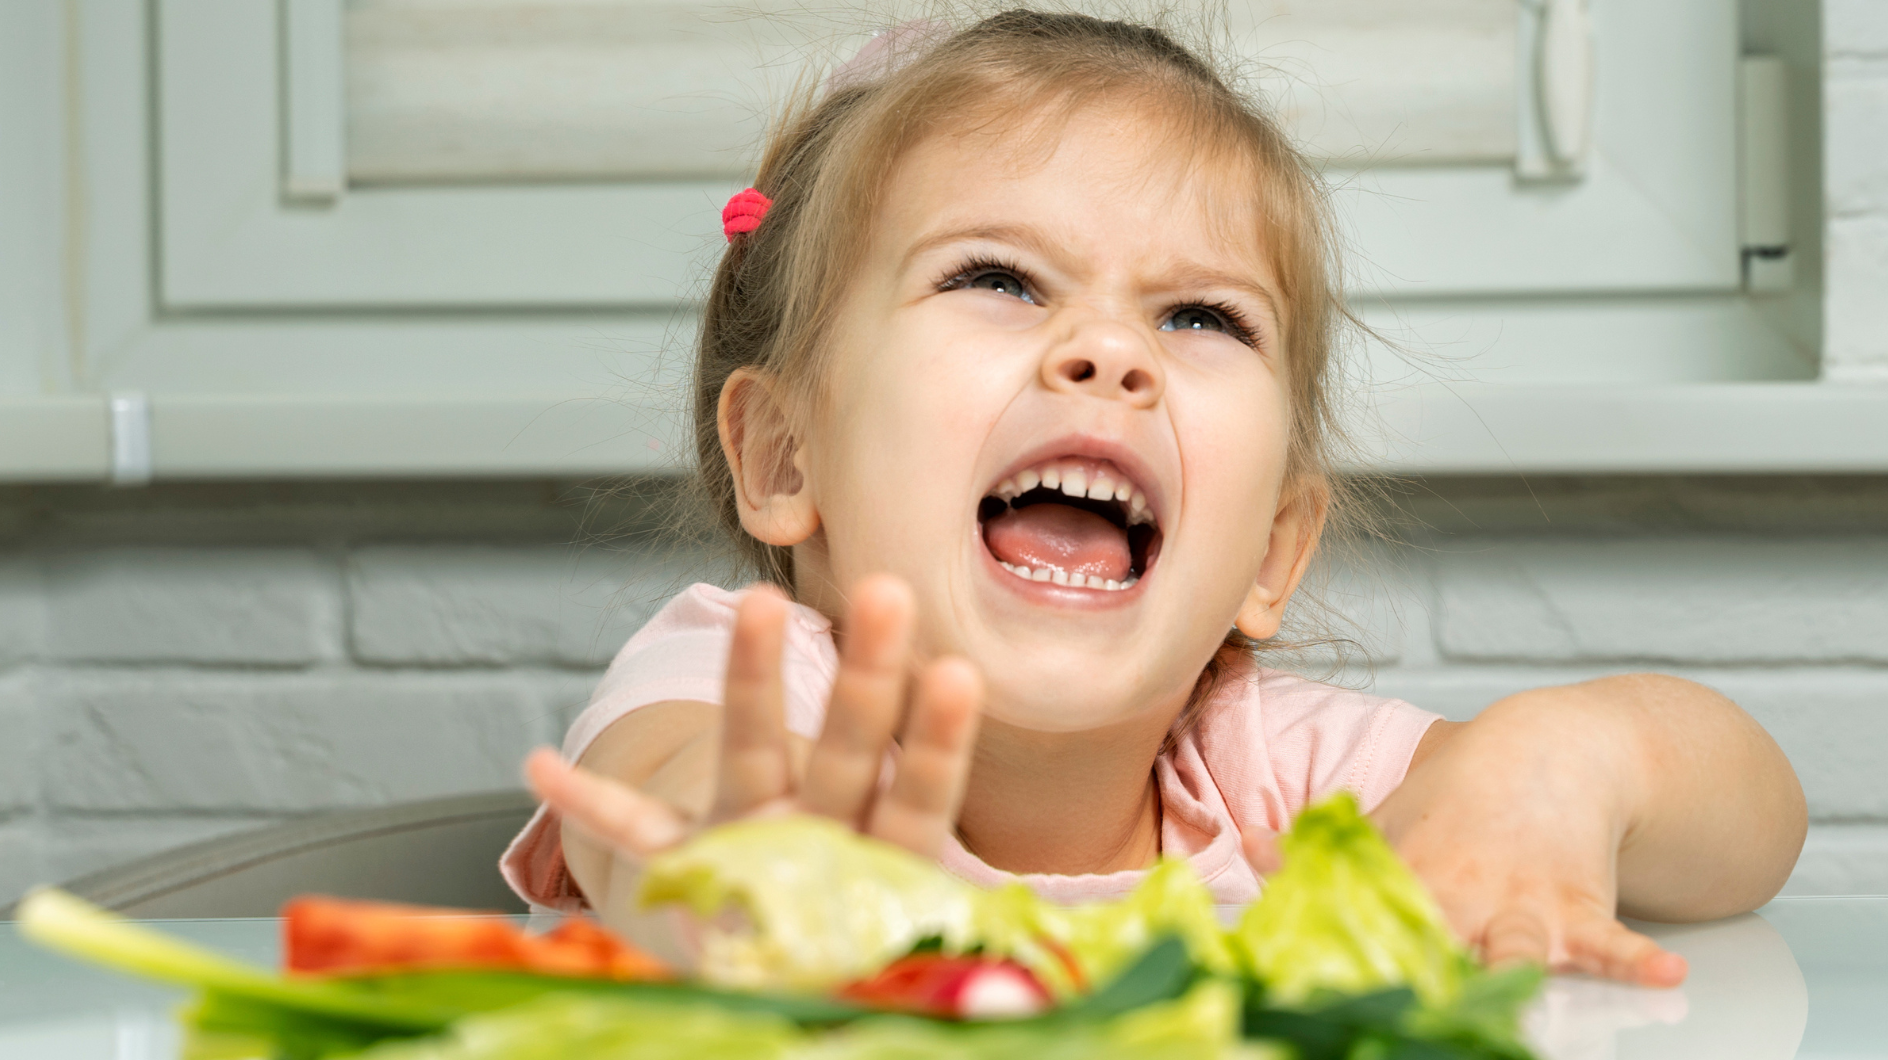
[0,897,1880,1059]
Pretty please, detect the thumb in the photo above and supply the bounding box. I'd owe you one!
[525,747,687,857]
[1241,827,1282,876]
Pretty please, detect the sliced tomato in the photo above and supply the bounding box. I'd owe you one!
[838,954,1051,1020]
[282,896,668,981]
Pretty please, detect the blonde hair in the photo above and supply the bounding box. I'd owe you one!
[687,8,1367,728]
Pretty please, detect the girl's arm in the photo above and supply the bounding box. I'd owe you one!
[1370,674,1806,985]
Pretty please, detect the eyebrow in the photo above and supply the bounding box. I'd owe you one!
[899,222,1059,272]
[902,222,1283,323]
[1153,262,1284,325]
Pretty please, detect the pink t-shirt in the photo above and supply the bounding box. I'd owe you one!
[502,583,1439,912]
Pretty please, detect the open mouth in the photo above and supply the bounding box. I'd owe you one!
[976,457,1163,592]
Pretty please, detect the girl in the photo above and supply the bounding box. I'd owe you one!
[505,10,1805,987]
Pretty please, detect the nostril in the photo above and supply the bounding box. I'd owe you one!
[1061,359,1097,384]
[1122,368,1154,394]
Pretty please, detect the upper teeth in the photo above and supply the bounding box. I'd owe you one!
[991,460,1154,525]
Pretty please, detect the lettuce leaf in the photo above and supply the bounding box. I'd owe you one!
[639,817,1236,996]
[1232,793,1468,1008]
[1047,859,1238,983]
[640,816,985,991]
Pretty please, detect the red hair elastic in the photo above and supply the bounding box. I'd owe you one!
[722,188,772,242]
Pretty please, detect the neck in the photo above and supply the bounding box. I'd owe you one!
[953,710,1174,876]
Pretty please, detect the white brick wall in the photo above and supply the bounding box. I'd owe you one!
[0,481,733,904]
[1429,538,1888,664]
[44,549,336,665]
[0,478,1885,908]
[347,545,707,667]
[1824,0,1888,379]
[45,673,553,812]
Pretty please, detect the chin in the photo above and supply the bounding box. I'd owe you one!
[972,648,1184,735]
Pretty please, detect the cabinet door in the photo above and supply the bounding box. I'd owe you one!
[156,0,1741,311]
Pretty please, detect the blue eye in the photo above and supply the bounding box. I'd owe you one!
[1163,307,1226,333]
[1161,303,1261,349]
[967,269,1033,302]
[939,258,1040,304]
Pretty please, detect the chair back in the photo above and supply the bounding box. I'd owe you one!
[5,791,539,919]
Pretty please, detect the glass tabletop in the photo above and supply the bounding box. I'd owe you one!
[1,897,1881,1060]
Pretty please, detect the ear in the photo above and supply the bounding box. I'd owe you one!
[1234,478,1330,641]
[717,368,820,547]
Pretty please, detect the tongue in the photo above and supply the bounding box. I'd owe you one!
[983,502,1132,582]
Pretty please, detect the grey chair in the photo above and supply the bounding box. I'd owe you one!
[2,791,540,919]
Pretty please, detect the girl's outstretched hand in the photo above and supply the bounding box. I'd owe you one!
[1244,694,1690,990]
[1253,675,1799,990]
[1362,724,1689,990]
[527,575,984,868]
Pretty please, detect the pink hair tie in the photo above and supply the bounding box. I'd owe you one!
[722,188,772,242]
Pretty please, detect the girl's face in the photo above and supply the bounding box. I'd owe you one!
[781,103,1310,732]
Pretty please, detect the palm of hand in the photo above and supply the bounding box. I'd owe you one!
[527,576,983,870]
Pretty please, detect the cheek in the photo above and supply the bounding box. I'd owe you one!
[834,307,1028,455]
[1177,368,1293,546]
[812,317,1018,545]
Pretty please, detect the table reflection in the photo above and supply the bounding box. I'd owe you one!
[1528,913,1806,1060]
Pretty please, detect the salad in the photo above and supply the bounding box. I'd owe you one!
[20,793,1541,1060]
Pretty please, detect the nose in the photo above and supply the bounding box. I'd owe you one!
[1039,316,1165,409]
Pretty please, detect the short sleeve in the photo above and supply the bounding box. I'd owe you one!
[1188,663,1441,842]
[1255,669,1441,814]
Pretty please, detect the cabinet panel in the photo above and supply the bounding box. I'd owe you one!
[154,0,1741,310]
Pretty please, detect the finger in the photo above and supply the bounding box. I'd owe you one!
[866,656,983,858]
[1479,905,1553,971]
[800,575,915,826]
[713,585,794,819]
[1565,916,1689,987]
[524,747,686,856]
[1240,828,1282,876]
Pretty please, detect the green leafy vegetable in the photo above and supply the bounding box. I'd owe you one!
[18,888,870,1060]
[1404,965,1545,1060]
[1233,793,1468,1008]
[639,817,1235,997]
[350,993,804,1060]
[1043,859,1238,983]
[17,888,454,1031]
[1059,935,1196,1020]
[22,794,1543,1060]
[640,816,985,991]
[333,976,1273,1060]
[1243,987,1420,1060]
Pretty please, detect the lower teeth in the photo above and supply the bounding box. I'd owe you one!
[998,561,1137,591]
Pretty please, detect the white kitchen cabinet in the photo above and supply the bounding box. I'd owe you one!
[0,0,1874,481]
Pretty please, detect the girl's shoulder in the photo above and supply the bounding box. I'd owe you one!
[621,581,831,646]
[1185,659,1440,816]
[583,582,838,744]
[601,582,833,673]
[1196,656,1426,728]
